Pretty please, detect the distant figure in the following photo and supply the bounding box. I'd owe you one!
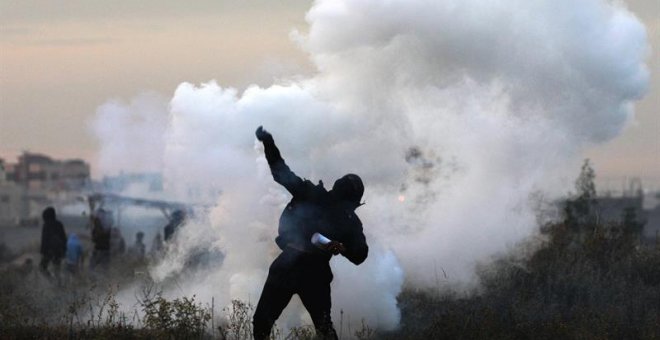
[90,209,112,270]
[150,232,164,256]
[252,126,368,340]
[39,207,67,277]
[65,233,84,275]
[129,231,146,259]
[164,210,185,241]
[110,227,126,256]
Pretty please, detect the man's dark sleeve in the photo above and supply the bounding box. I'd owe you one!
[261,135,305,196]
[342,221,368,265]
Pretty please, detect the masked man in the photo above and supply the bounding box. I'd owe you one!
[253,126,368,340]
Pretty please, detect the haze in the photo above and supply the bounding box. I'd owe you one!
[0,0,658,188]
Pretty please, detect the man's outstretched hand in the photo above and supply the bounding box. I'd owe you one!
[255,126,272,142]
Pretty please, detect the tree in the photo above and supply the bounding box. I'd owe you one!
[564,159,597,229]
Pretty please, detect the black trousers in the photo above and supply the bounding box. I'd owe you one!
[253,249,337,340]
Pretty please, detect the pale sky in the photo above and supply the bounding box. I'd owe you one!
[0,0,658,188]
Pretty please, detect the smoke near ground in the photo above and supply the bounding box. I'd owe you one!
[91,0,649,332]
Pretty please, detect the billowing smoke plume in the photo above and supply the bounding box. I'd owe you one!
[91,0,649,332]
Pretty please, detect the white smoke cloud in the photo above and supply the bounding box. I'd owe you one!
[90,92,170,175]
[92,0,649,333]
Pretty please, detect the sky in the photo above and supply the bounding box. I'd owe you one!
[0,0,658,189]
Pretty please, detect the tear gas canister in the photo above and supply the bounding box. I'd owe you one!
[311,232,332,248]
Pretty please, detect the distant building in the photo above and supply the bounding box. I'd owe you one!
[589,187,660,244]
[1,152,91,226]
[5,152,90,192]
[0,182,24,226]
[0,158,5,181]
[0,159,26,226]
[645,195,660,241]
[558,176,659,245]
[595,195,647,225]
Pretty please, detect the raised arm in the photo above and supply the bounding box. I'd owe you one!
[256,126,305,196]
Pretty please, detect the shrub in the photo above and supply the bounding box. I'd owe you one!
[141,293,211,339]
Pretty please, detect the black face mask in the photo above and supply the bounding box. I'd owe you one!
[331,174,364,205]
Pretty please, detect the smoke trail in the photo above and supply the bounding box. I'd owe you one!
[92,0,648,332]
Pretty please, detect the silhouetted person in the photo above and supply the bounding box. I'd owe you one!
[110,227,126,256]
[252,126,368,340]
[164,210,185,241]
[39,207,67,278]
[90,209,112,271]
[130,231,146,259]
[150,233,164,257]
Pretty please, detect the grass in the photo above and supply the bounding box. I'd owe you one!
[2,220,657,339]
[0,199,658,339]
[378,220,660,340]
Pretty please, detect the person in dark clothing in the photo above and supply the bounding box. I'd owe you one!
[150,232,164,257]
[164,210,185,242]
[90,209,112,271]
[110,227,126,256]
[130,231,146,259]
[39,207,67,277]
[253,126,368,340]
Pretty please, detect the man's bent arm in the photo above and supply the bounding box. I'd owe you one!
[342,226,368,265]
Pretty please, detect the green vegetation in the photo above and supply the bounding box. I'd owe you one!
[381,160,659,339]
[381,219,659,339]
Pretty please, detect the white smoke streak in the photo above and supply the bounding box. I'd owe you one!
[92,0,648,332]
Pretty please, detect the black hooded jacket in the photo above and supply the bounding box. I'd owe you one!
[262,136,368,265]
[40,207,67,258]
